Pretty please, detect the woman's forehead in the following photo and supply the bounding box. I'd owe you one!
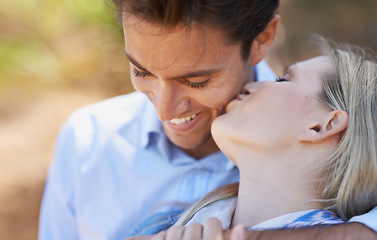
[287,56,333,78]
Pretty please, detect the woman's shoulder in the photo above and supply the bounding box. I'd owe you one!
[185,198,238,229]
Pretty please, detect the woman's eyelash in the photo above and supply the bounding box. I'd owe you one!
[276,77,288,82]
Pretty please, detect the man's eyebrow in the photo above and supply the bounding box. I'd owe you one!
[125,51,149,72]
[177,68,223,79]
[125,51,223,79]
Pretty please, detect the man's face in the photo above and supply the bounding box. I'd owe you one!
[122,15,254,158]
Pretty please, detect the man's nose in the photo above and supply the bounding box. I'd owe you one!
[152,82,189,121]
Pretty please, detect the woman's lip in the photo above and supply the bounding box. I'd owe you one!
[164,112,203,132]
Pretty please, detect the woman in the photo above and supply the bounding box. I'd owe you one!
[131,39,377,239]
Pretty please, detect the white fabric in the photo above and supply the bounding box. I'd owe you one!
[186,198,345,230]
[349,206,377,232]
[186,198,237,229]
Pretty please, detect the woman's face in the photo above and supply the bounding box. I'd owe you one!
[211,56,334,155]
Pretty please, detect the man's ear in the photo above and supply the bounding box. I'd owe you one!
[298,110,349,143]
[248,15,280,66]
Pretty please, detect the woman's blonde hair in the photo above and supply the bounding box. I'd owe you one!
[318,38,377,220]
[174,182,239,226]
[175,38,377,225]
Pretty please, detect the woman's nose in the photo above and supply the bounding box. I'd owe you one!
[241,82,254,95]
[242,81,268,95]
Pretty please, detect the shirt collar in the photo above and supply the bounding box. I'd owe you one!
[117,94,163,149]
[139,100,163,149]
[255,60,277,82]
[137,99,177,162]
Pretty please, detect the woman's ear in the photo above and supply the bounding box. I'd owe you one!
[298,110,349,143]
[248,15,280,66]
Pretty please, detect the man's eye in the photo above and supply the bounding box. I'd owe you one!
[276,77,288,82]
[133,69,150,78]
[182,79,210,89]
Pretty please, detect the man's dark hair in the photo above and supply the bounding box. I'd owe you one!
[112,0,279,60]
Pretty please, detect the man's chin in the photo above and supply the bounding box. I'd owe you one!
[168,135,206,150]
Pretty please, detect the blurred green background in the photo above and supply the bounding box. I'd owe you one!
[0,0,376,239]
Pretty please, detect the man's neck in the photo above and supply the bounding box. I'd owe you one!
[183,137,220,160]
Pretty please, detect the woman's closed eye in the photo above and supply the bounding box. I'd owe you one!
[276,77,288,82]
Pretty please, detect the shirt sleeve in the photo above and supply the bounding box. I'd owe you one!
[38,115,84,240]
[348,206,377,232]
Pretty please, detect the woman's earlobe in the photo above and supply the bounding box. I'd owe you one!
[298,110,349,143]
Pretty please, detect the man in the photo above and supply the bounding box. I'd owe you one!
[38,0,377,239]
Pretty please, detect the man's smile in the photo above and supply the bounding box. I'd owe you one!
[169,114,198,125]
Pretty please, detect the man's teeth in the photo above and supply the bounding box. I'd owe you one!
[170,114,197,125]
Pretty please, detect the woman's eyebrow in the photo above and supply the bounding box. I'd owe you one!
[283,63,297,74]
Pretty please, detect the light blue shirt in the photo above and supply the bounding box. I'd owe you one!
[39,90,240,240]
[38,61,377,240]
